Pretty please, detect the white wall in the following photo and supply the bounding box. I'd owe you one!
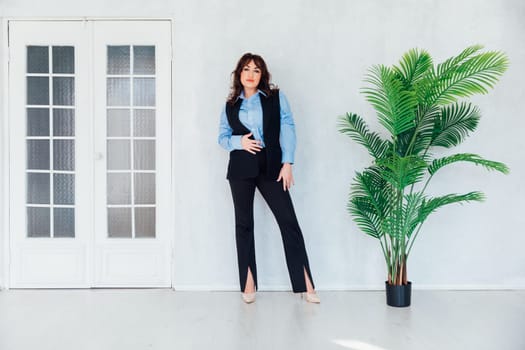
[1,0,524,290]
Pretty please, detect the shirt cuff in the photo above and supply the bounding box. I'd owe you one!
[281,152,294,164]
[230,135,243,150]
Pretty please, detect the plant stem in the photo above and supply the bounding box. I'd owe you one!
[379,239,389,267]
[421,173,434,194]
[396,185,404,285]
[390,235,396,285]
[407,106,433,197]
[405,108,425,156]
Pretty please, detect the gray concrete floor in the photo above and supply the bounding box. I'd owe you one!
[0,289,524,350]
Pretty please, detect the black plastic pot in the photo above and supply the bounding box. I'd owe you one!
[385,281,411,307]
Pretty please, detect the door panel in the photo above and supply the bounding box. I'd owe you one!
[92,21,172,287]
[9,21,91,288]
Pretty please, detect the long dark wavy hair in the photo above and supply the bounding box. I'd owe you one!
[227,53,278,105]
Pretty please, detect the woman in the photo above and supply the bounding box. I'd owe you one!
[218,53,320,304]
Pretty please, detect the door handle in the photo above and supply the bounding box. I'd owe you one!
[94,152,104,161]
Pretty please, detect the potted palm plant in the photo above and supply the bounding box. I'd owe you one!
[338,45,509,307]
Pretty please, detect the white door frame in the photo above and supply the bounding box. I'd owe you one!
[1,17,176,290]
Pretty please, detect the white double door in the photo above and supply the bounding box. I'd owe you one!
[8,20,173,288]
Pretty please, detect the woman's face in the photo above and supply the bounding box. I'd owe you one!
[240,60,261,90]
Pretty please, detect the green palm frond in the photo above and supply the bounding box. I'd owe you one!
[350,196,384,239]
[393,48,433,89]
[376,155,428,190]
[436,45,485,77]
[419,45,483,104]
[338,113,391,159]
[395,129,416,157]
[402,193,426,238]
[428,153,510,175]
[419,192,485,223]
[404,191,486,259]
[382,192,426,240]
[362,65,418,135]
[350,167,390,216]
[430,101,480,148]
[349,168,390,239]
[397,105,441,156]
[425,49,509,106]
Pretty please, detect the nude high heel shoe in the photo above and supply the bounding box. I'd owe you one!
[301,292,321,304]
[241,292,256,304]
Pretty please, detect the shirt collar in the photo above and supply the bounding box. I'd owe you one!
[238,89,267,101]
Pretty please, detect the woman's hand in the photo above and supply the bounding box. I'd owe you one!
[241,133,262,154]
[277,163,294,191]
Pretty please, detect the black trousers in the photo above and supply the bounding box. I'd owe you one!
[228,151,315,293]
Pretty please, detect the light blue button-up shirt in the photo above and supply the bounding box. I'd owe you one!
[218,90,296,164]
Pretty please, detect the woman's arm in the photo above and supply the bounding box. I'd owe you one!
[218,105,262,153]
[277,91,297,191]
[279,91,296,164]
[218,105,242,151]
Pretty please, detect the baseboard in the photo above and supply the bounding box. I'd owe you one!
[1,283,523,291]
[411,284,525,290]
[172,284,525,291]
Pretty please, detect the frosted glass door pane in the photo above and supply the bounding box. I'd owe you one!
[134,140,155,170]
[107,46,130,74]
[27,108,50,136]
[133,46,155,74]
[133,78,155,106]
[27,77,49,105]
[107,173,131,205]
[27,173,50,204]
[52,46,74,74]
[135,208,155,238]
[27,46,49,73]
[53,109,75,136]
[27,140,50,169]
[134,173,155,204]
[27,207,51,237]
[53,77,75,106]
[107,109,130,137]
[107,78,130,106]
[133,109,155,137]
[54,174,75,205]
[107,140,130,170]
[108,208,132,238]
[53,140,75,171]
[54,208,74,238]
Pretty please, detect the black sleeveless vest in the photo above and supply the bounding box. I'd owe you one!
[225,90,282,180]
